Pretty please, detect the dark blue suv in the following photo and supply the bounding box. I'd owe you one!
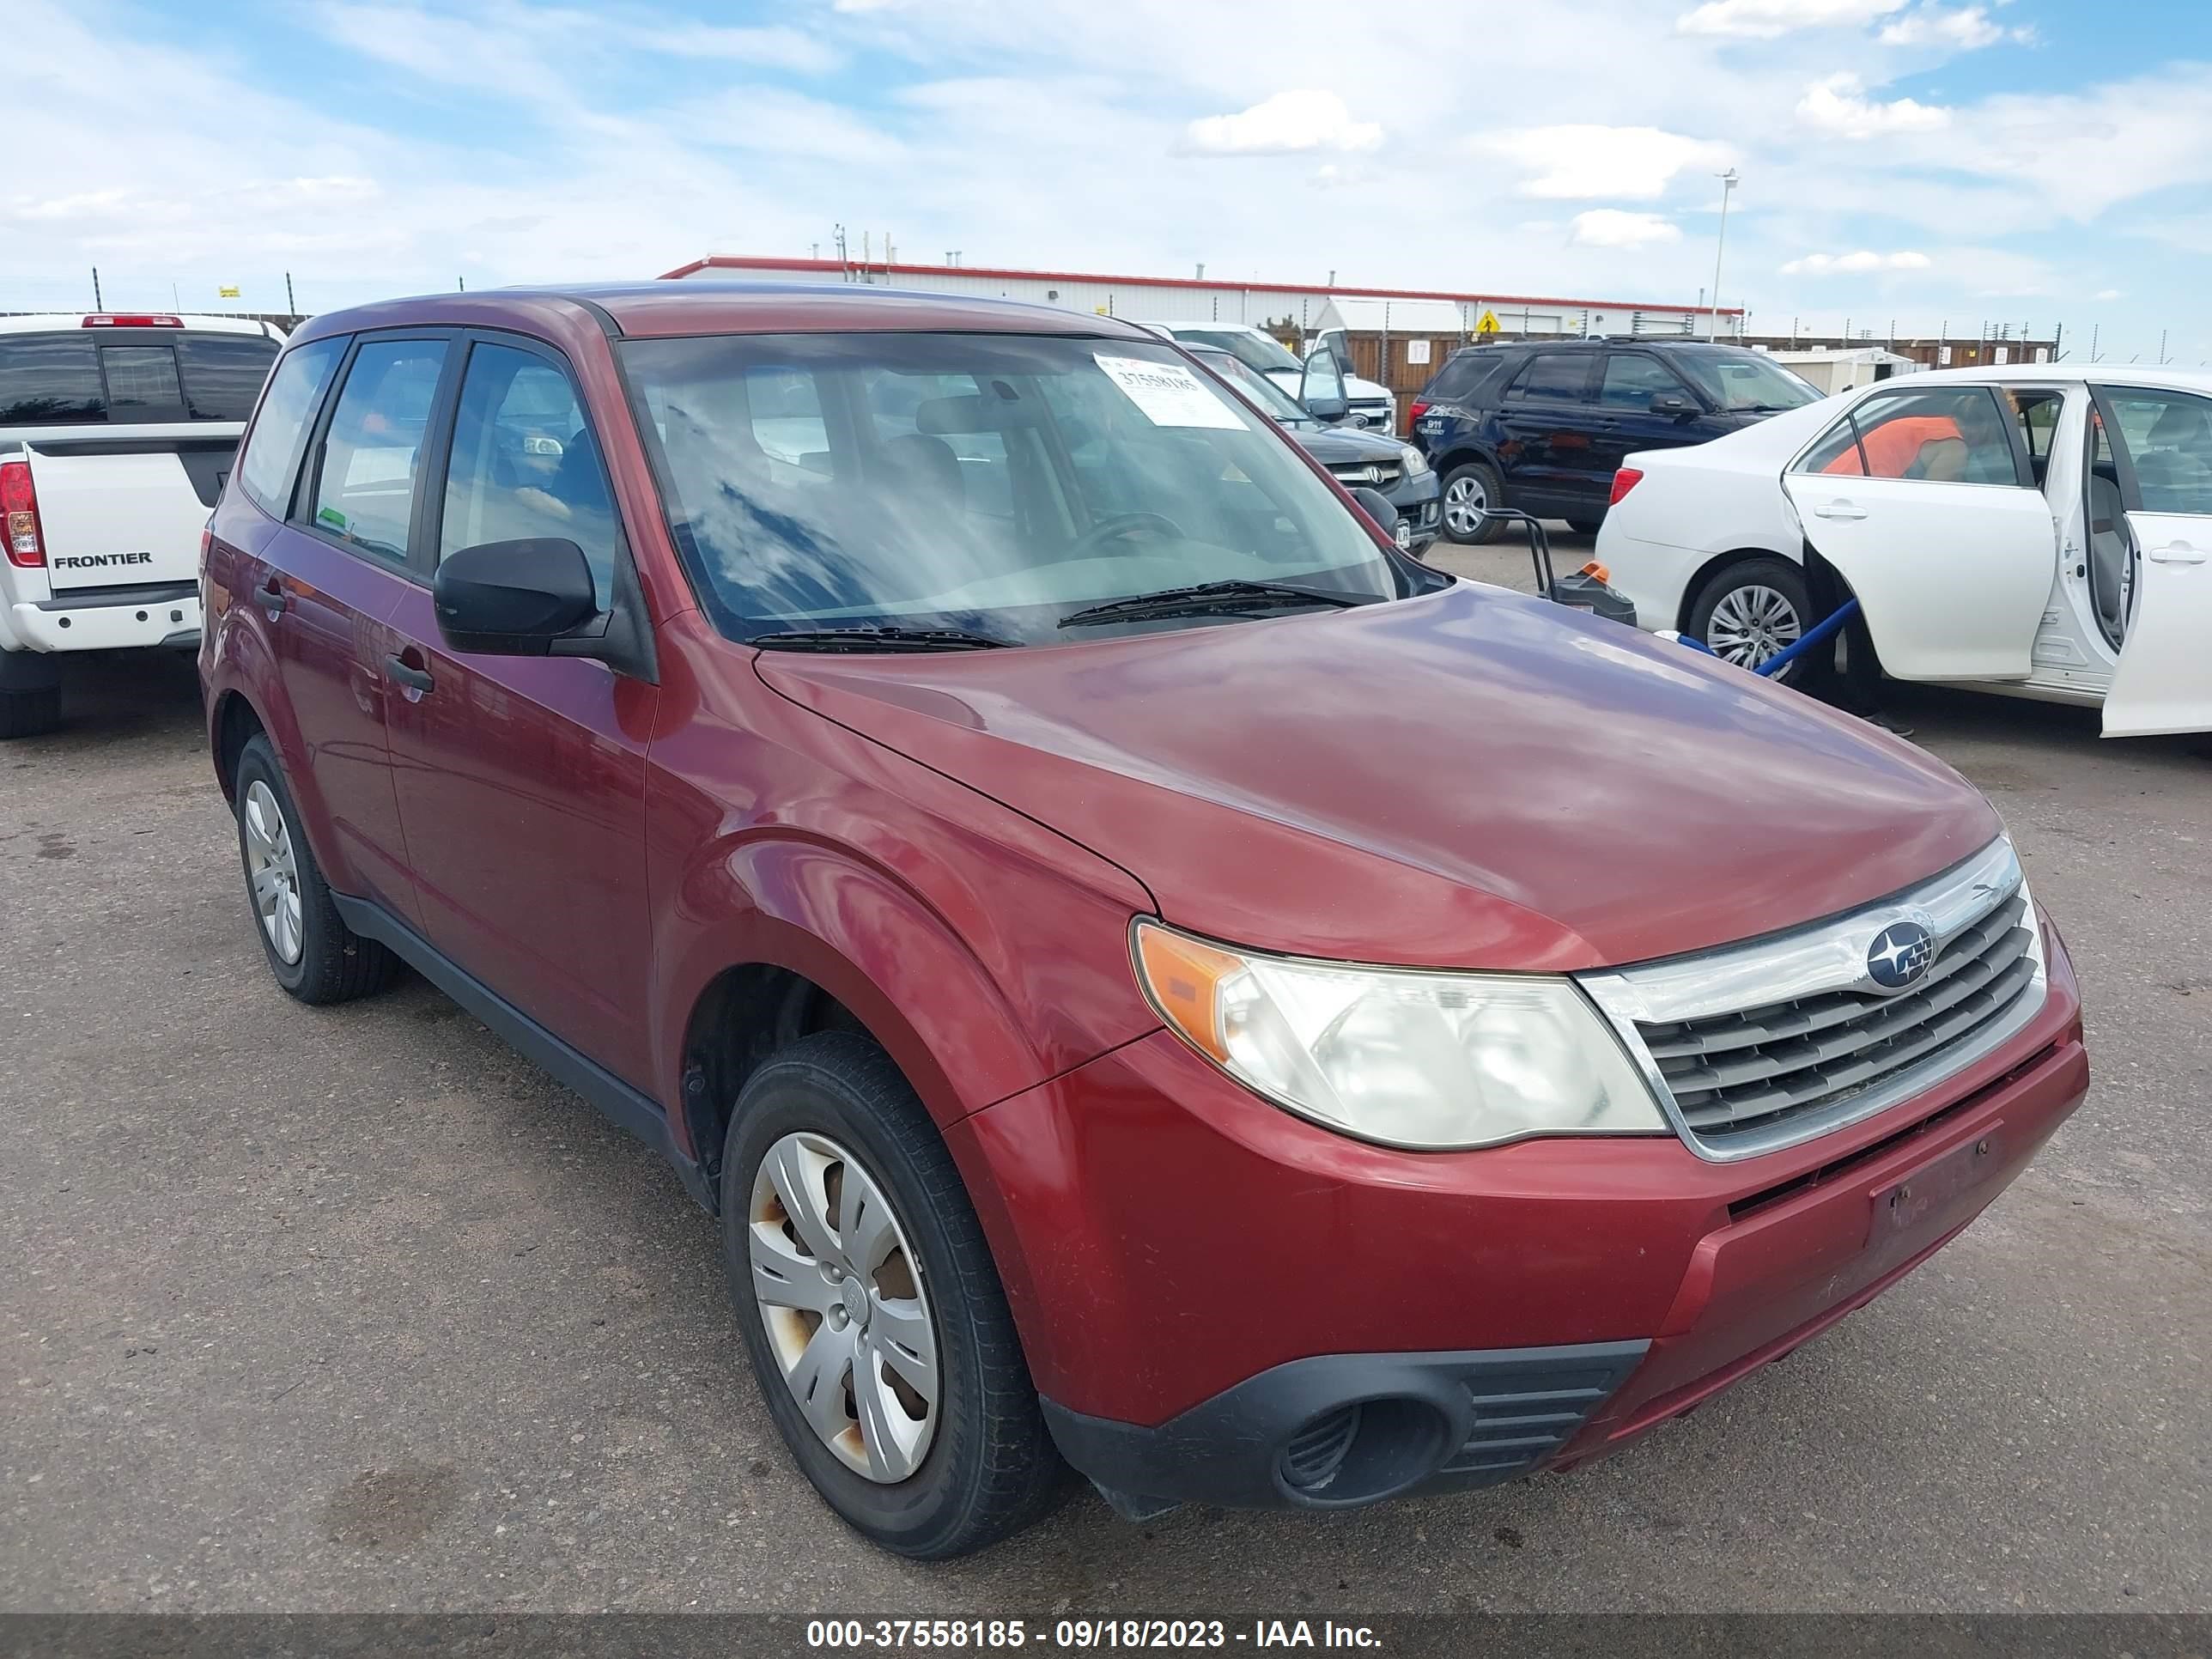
[1407,339,1820,544]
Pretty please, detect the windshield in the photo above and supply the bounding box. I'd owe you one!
[1674,350,1820,412]
[621,331,1407,644]
[1170,328,1302,377]
[1191,349,1317,428]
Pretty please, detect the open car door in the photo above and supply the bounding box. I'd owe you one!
[2092,384,2212,738]
[1779,383,2055,682]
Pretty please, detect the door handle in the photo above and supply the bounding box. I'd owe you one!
[1812,501,1868,521]
[2146,542,2208,565]
[256,577,289,617]
[385,653,435,695]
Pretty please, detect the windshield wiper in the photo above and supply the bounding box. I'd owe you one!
[1057,580,1377,630]
[748,624,1016,653]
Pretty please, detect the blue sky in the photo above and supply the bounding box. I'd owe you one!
[12,0,2212,362]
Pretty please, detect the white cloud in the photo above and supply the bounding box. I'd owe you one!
[1796,73,1949,137]
[636,24,842,74]
[1181,90,1381,156]
[1469,125,1731,199]
[1677,0,1905,38]
[1781,250,1934,274]
[1571,210,1682,249]
[2094,289,2124,301]
[1877,5,2029,47]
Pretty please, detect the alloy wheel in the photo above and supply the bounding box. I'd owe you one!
[1705,584,1803,669]
[242,779,304,965]
[1443,473,1488,538]
[748,1131,939,1483]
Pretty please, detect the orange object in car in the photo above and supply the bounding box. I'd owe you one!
[1823,415,1964,477]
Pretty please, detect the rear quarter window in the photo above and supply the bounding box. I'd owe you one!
[236,338,346,518]
[0,335,106,425]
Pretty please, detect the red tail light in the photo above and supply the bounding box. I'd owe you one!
[1407,400,1430,425]
[82,313,183,328]
[1608,467,1644,507]
[3,460,46,567]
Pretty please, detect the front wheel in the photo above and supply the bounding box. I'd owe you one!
[1440,462,1505,544]
[1686,557,1813,680]
[722,1032,1061,1558]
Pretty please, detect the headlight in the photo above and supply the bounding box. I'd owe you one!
[1399,444,1429,476]
[1133,921,1667,1150]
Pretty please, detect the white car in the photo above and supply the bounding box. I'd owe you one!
[2,312,285,736]
[1130,322,1396,430]
[1596,363,2212,738]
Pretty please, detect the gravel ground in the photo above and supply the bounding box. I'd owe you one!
[2,573,2205,1616]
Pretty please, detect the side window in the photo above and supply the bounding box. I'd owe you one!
[308,339,449,563]
[1504,353,1593,404]
[1796,387,2021,485]
[1597,354,1686,410]
[439,343,618,605]
[237,338,344,518]
[2098,387,2212,515]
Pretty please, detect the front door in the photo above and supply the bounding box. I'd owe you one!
[259,333,455,929]
[382,335,659,1085]
[2091,384,2212,737]
[1779,382,2056,682]
[1493,349,1603,514]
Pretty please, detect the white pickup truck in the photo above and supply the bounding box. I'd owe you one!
[2,313,284,736]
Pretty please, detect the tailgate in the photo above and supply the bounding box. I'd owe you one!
[27,429,240,592]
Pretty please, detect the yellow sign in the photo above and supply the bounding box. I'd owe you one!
[1474,309,1500,336]
[218,285,240,299]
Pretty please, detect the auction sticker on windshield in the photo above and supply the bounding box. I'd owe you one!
[1095,354,1243,429]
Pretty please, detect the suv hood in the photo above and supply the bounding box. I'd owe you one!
[756,585,1999,971]
[1285,424,1411,465]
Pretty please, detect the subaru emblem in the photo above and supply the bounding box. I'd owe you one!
[1865,920,1935,992]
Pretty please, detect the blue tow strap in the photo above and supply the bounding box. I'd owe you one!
[1678,599,1859,678]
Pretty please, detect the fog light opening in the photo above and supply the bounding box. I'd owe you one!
[1277,1397,1449,1505]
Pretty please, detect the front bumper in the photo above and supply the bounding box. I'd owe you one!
[1385,477,1443,552]
[951,921,2086,1514]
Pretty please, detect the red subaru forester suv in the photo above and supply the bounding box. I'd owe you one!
[199,283,2087,1558]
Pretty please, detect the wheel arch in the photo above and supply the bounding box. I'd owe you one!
[1677,545,1808,633]
[210,687,268,804]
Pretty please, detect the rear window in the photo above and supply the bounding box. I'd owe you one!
[178,334,281,420]
[0,328,278,426]
[0,336,106,425]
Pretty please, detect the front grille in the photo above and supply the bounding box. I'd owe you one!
[1642,895,2036,1144]
[1579,839,2047,1159]
[1326,460,1402,488]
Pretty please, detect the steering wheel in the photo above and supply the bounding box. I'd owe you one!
[1066,512,1184,560]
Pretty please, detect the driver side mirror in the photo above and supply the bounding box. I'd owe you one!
[434,538,598,656]
[1300,347,1351,424]
[1650,392,1699,418]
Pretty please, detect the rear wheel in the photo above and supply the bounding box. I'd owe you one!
[722,1032,1060,1559]
[233,735,396,1003]
[1440,461,1504,544]
[1686,557,1812,678]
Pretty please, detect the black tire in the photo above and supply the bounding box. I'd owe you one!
[0,685,61,738]
[1566,515,1604,537]
[1686,556,1814,683]
[1440,460,1505,544]
[721,1031,1060,1559]
[233,734,396,1004]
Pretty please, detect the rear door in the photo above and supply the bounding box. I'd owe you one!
[1591,351,1702,490]
[2091,383,2212,736]
[1492,350,1603,512]
[1779,382,2055,681]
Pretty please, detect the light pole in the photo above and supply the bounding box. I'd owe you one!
[1708,167,1739,341]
